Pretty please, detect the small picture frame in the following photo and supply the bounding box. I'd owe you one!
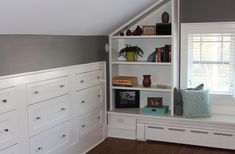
[147,97,163,107]
[115,89,140,108]
[142,26,156,35]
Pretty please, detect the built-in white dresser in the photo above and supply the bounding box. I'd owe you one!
[0,61,106,154]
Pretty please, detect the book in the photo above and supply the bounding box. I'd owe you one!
[112,76,138,87]
[155,45,171,63]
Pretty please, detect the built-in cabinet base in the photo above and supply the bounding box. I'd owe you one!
[108,111,235,150]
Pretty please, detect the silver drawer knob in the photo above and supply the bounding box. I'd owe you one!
[35,117,41,121]
[36,147,43,152]
[34,91,39,95]
[81,100,85,104]
[4,128,9,132]
[59,84,65,88]
[61,134,67,138]
[60,107,66,111]
[2,99,7,103]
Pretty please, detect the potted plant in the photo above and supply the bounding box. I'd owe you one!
[119,44,144,61]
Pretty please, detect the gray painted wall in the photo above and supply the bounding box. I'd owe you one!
[0,35,108,76]
[180,0,235,23]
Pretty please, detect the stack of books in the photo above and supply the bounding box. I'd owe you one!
[156,45,171,62]
[112,76,138,87]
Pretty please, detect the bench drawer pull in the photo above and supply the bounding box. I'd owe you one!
[168,128,185,132]
[147,126,164,130]
[214,132,233,137]
[191,130,208,134]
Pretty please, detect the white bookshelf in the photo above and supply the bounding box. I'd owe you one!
[109,0,179,116]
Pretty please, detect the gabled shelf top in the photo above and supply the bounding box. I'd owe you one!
[110,0,171,36]
[111,35,172,39]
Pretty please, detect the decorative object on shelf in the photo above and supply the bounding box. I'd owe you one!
[126,29,132,36]
[147,51,156,62]
[143,105,169,116]
[142,26,156,35]
[115,89,140,108]
[143,75,151,87]
[119,44,143,61]
[132,25,143,36]
[147,97,163,107]
[156,45,171,62]
[161,12,169,23]
[156,23,171,35]
[112,76,138,87]
[156,84,171,89]
[120,32,124,36]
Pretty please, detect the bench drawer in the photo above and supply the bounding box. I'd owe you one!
[108,114,136,130]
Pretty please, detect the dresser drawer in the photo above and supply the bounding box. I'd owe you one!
[75,86,103,116]
[0,87,16,113]
[27,76,69,105]
[28,95,69,136]
[0,144,18,154]
[0,111,17,151]
[29,122,69,154]
[78,111,103,138]
[75,70,103,90]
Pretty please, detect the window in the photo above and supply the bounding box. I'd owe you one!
[181,23,235,96]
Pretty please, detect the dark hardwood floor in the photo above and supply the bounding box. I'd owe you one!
[87,138,235,154]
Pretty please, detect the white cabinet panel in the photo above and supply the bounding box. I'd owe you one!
[0,111,17,151]
[27,77,69,105]
[28,95,69,136]
[78,111,103,138]
[29,122,69,154]
[0,88,16,113]
[0,144,18,154]
[145,123,235,150]
[75,86,103,116]
[75,70,103,90]
[108,115,136,130]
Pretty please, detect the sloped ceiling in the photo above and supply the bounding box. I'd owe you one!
[0,0,158,35]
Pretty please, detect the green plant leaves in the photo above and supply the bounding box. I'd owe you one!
[119,44,143,57]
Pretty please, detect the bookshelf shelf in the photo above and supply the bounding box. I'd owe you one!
[112,61,172,66]
[111,35,172,39]
[112,85,171,92]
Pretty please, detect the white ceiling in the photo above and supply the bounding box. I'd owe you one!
[0,0,158,35]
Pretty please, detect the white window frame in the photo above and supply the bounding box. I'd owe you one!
[181,22,235,114]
